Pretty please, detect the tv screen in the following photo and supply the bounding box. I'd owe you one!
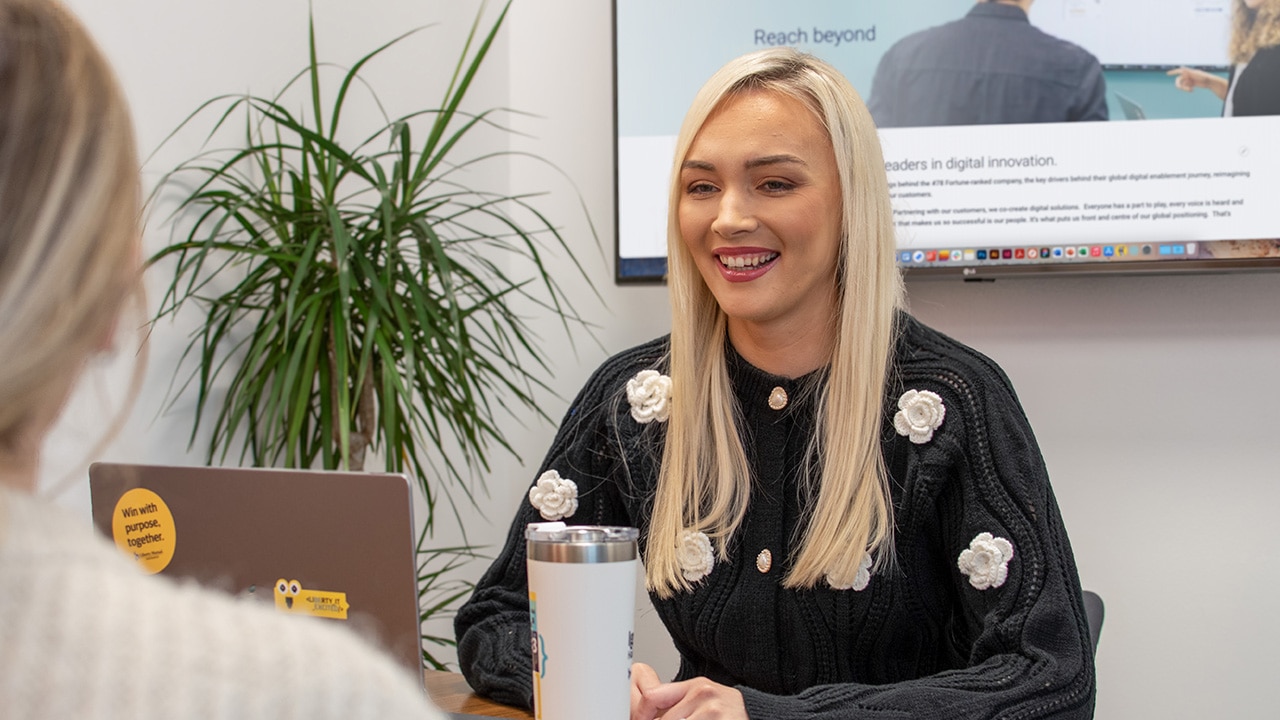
[614,0,1280,281]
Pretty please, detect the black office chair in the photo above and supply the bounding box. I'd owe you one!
[1082,590,1105,654]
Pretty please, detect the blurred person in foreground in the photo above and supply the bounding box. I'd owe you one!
[0,0,441,717]
[456,47,1096,720]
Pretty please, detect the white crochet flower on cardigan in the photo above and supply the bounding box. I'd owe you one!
[528,470,578,521]
[626,370,672,424]
[677,530,714,583]
[894,389,946,444]
[827,552,873,592]
[958,532,1014,590]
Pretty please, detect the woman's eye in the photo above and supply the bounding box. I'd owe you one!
[686,181,718,196]
[760,179,795,193]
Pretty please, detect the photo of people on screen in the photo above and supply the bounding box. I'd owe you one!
[867,0,1107,128]
[1168,0,1280,116]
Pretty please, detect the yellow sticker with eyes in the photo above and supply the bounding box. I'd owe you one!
[273,578,350,620]
[111,488,176,574]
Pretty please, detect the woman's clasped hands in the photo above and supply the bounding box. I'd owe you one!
[630,663,748,720]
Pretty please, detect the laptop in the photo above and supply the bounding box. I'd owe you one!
[88,463,424,684]
[1114,91,1147,120]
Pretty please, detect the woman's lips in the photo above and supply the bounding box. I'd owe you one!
[716,249,779,282]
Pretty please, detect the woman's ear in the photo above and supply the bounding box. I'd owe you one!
[94,316,119,354]
[96,241,143,354]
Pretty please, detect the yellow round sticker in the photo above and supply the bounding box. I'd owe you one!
[111,488,176,574]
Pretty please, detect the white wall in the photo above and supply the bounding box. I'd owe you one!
[53,1,1280,718]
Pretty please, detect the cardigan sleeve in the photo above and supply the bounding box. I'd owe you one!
[453,342,661,708]
[740,328,1095,719]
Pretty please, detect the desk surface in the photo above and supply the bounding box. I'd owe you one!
[424,669,533,719]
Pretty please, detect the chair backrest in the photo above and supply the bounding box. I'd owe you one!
[1082,590,1105,653]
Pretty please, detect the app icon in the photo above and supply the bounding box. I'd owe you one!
[1040,247,1051,258]
[1142,245,1153,255]
[1066,247,1076,258]
[925,251,938,262]
[964,250,976,261]
[1002,249,1013,260]
[1186,243,1198,255]
[1014,248,1026,259]
[1090,246,1102,257]
[912,250,926,262]
[1116,245,1128,256]
[939,250,951,261]
[1027,248,1039,259]
[1103,246,1114,257]
[1172,245,1185,256]
[1159,245,1172,255]
[899,251,912,263]
[976,250,988,260]
[1052,247,1064,258]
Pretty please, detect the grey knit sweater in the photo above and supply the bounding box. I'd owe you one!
[456,314,1095,719]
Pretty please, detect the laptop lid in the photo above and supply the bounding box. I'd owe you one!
[88,462,423,682]
[1114,91,1147,121]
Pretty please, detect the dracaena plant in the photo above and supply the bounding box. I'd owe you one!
[147,0,596,668]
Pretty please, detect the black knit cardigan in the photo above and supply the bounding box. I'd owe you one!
[455,314,1096,719]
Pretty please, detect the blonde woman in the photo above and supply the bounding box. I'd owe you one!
[457,48,1094,719]
[1169,0,1280,116]
[0,1,442,717]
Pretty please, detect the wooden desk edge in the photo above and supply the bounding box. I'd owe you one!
[424,669,533,719]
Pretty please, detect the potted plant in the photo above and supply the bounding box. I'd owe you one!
[147,0,596,667]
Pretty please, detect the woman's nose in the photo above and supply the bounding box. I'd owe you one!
[710,190,758,238]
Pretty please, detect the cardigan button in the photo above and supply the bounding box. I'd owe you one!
[767,386,788,410]
[756,548,773,573]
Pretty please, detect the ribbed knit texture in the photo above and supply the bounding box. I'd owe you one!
[0,487,441,720]
[456,314,1095,719]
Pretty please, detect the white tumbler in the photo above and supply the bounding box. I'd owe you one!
[526,523,639,720]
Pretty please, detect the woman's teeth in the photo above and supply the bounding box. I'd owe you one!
[719,252,778,269]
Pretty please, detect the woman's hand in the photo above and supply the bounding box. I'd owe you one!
[1167,67,1229,100]
[630,663,748,720]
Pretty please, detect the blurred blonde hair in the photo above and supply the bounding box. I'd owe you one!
[0,0,143,459]
[647,48,903,597]
[1230,0,1280,63]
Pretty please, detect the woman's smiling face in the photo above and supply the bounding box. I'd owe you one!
[678,89,844,343]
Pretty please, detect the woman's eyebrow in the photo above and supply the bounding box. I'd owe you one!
[681,159,716,171]
[682,154,808,172]
[745,154,807,170]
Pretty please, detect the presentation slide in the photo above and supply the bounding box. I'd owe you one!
[1030,0,1232,68]
[615,0,1279,280]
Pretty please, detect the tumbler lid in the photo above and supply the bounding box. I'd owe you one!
[525,523,639,563]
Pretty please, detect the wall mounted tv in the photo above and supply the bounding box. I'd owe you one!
[614,0,1280,282]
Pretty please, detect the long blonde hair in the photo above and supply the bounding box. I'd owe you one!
[647,48,903,597]
[1231,0,1280,63]
[0,0,142,458]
